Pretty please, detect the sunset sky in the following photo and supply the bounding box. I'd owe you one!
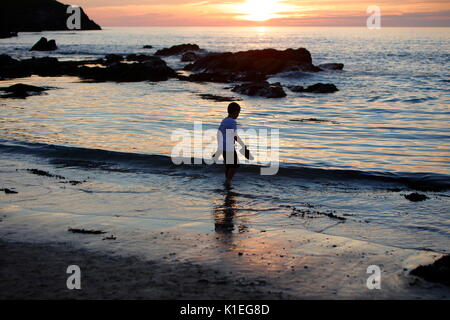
[71,0,450,27]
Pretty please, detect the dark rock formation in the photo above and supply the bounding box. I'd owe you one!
[0,54,176,83]
[155,44,201,56]
[0,31,18,39]
[125,54,156,63]
[198,94,241,102]
[1,188,18,194]
[185,48,321,75]
[404,192,429,202]
[410,255,450,286]
[0,83,49,99]
[318,63,344,70]
[181,52,199,62]
[68,228,107,235]
[289,83,339,94]
[143,45,153,49]
[0,0,101,32]
[105,54,123,64]
[78,59,177,82]
[232,81,286,98]
[30,37,57,51]
[180,71,267,83]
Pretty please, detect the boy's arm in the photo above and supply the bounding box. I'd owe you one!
[235,134,253,160]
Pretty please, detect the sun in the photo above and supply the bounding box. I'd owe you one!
[235,0,286,22]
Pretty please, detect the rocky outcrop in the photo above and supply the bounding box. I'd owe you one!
[0,54,176,83]
[181,52,199,62]
[410,255,450,286]
[78,59,177,82]
[0,83,49,99]
[185,48,321,76]
[1,0,101,32]
[232,81,286,98]
[179,71,267,83]
[318,63,344,70]
[125,54,158,63]
[105,54,123,64]
[0,31,18,39]
[30,37,57,51]
[155,44,201,56]
[289,83,339,94]
[404,192,429,202]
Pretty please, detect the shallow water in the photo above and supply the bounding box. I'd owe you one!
[1,27,449,175]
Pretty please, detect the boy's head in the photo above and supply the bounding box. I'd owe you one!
[228,102,241,119]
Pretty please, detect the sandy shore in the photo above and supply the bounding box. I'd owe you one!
[0,239,294,300]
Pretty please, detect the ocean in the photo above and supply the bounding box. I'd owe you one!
[0,27,449,255]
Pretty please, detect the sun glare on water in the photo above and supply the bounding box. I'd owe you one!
[236,0,286,22]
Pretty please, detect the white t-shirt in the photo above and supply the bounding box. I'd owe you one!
[218,117,237,152]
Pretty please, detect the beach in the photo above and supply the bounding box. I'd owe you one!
[1,152,449,299]
[1,26,449,300]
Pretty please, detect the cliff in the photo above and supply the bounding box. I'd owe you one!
[0,0,101,34]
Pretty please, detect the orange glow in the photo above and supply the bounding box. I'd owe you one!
[233,0,292,22]
[71,0,450,27]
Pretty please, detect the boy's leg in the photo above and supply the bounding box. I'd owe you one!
[225,167,237,182]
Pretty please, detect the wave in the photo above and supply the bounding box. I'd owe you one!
[1,139,449,191]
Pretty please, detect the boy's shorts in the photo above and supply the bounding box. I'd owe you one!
[223,150,240,169]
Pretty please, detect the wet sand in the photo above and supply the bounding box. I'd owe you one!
[1,225,449,300]
[1,156,450,299]
[0,240,291,300]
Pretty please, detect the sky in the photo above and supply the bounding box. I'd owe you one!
[70,0,450,27]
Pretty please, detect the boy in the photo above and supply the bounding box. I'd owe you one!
[217,102,251,184]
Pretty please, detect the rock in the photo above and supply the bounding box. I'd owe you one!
[181,52,199,62]
[318,63,344,70]
[68,228,107,235]
[30,37,57,51]
[20,57,64,77]
[198,94,241,102]
[0,55,176,82]
[78,59,177,82]
[105,54,123,64]
[410,255,450,286]
[0,31,18,39]
[404,192,429,202]
[290,118,339,124]
[232,81,286,98]
[185,48,321,75]
[26,168,65,179]
[181,72,267,83]
[143,45,153,49]
[289,83,339,93]
[288,86,305,93]
[126,54,156,63]
[0,83,49,99]
[1,0,101,32]
[0,55,32,79]
[1,188,18,194]
[155,44,201,56]
[0,54,18,66]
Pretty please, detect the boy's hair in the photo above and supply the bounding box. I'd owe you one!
[228,102,241,115]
